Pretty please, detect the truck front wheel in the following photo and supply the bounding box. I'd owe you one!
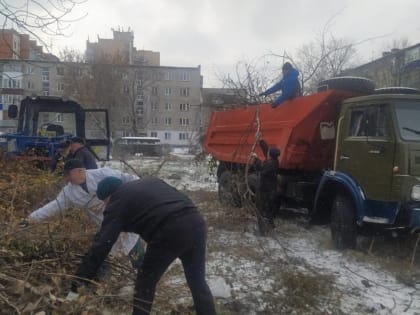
[218,170,242,207]
[330,194,357,249]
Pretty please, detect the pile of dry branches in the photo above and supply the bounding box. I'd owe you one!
[0,159,137,314]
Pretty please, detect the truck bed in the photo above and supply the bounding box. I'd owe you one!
[204,90,359,172]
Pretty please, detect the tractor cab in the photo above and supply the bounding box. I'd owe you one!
[1,96,110,164]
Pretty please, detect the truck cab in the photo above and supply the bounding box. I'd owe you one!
[0,96,110,165]
[314,93,420,248]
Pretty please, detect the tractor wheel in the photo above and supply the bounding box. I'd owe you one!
[218,170,242,207]
[330,194,357,249]
[317,76,375,94]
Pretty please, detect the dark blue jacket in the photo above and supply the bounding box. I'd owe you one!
[69,146,98,169]
[263,68,301,107]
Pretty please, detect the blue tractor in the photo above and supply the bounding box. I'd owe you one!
[0,96,110,167]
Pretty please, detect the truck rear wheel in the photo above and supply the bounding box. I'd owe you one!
[218,170,242,207]
[330,194,357,249]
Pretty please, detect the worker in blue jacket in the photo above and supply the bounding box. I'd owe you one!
[260,62,301,107]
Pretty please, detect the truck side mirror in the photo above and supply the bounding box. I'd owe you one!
[8,105,18,118]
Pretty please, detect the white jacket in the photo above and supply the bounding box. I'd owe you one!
[29,167,140,255]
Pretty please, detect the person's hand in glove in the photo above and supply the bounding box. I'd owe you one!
[18,219,30,228]
[66,290,79,301]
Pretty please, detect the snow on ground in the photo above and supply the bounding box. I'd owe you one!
[104,154,217,192]
[105,153,420,314]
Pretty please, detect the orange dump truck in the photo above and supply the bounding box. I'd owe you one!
[204,78,420,249]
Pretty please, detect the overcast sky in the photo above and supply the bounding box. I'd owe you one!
[47,0,420,87]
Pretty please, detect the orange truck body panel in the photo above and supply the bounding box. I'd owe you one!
[204,90,360,172]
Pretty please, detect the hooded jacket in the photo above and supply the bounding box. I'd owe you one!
[263,68,301,107]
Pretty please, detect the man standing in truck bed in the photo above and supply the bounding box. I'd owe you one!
[260,62,301,107]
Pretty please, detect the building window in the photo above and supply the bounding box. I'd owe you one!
[26,65,34,74]
[180,87,190,97]
[164,132,171,140]
[165,103,173,111]
[56,113,63,123]
[164,87,172,96]
[152,87,158,95]
[42,113,49,123]
[181,72,190,81]
[123,85,130,94]
[179,118,189,126]
[27,81,34,89]
[165,71,173,80]
[4,78,22,88]
[122,116,130,125]
[136,99,144,116]
[151,117,158,125]
[42,67,49,81]
[136,93,144,102]
[179,132,189,140]
[164,117,172,125]
[151,102,158,111]
[179,103,190,111]
[57,82,64,91]
[151,131,158,137]
[43,90,49,96]
[122,130,131,137]
[57,67,64,76]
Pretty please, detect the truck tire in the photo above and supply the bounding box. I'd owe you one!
[218,170,242,207]
[317,76,375,94]
[374,87,420,95]
[330,194,357,249]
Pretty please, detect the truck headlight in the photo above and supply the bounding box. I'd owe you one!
[412,185,420,201]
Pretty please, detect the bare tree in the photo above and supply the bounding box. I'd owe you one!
[121,67,157,136]
[0,0,86,45]
[217,58,273,105]
[387,38,410,50]
[295,35,356,93]
[219,12,359,102]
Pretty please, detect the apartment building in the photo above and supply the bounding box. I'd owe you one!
[0,29,204,148]
[344,43,420,89]
[85,29,160,66]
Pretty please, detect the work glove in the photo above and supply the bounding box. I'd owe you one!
[66,290,79,301]
[18,219,30,228]
[70,280,80,293]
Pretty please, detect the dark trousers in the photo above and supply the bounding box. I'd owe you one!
[256,190,277,222]
[132,212,216,315]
